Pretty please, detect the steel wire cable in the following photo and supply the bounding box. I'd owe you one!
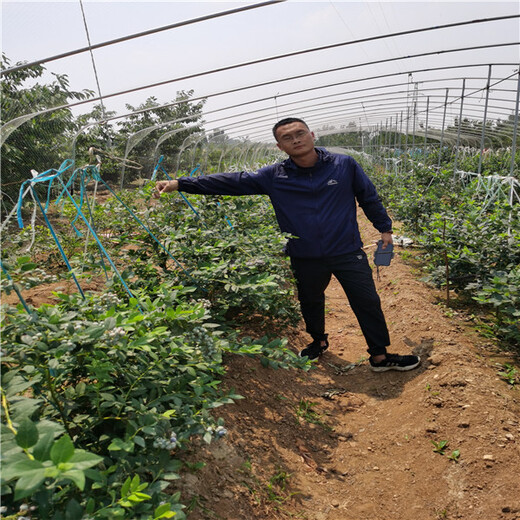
[202,84,518,136]
[78,0,106,120]
[0,0,287,75]
[194,98,515,150]
[3,52,517,146]
[221,94,519,141]
[129,78,507,151]
[209,95,518,142]
[214,70,520,140]
[3,61,517,150]
[47,41,520,113]
[21,63,516,152]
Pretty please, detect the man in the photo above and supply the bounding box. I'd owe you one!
[155,117,420,372]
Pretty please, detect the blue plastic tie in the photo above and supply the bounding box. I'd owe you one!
[30,186,86,299]
[52,173,143,311]
[17,162,143,310]
[0,260,33,315]
[95,174,200,287]
[151,154,165,181]
[152,157,206,226]
[82,182,110,281]
[217,201,234,229]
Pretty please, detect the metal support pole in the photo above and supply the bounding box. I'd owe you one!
[394,112,399,151]
[477,65,493,175]
[412,98,417,153]
[385,118,388,152]
[453,78,466,176]
[404,105,410,156]
[389,116,393,153]
[438,88,449,168]
[411,82,418,153]
[424,97,430,155]
[399,111,404,173]
[358,117,363,152]
[509,69,520,177]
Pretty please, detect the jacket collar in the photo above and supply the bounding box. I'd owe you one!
[281,147,333,171]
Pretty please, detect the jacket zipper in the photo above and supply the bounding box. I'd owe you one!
[309,171,323,256]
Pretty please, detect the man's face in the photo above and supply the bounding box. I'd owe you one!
[275,122,315,157]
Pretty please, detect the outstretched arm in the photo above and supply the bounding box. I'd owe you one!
[155,170,271,198]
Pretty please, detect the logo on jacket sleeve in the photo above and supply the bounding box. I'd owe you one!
[327,179,338,185]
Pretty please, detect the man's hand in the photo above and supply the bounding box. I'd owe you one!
[154,179,179,198]
[380,231,393,249]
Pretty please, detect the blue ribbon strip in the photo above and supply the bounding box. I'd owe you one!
[152,156,205,226]
[0,260,33,315]
[15,158,207,309]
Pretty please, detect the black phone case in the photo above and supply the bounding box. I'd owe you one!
[374,240,394,266]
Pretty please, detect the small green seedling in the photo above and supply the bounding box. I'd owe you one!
[295,399,332,431]
[497,363,518,386]
[431,439,449,455]
[448,449,461,462]
[266,468,298,504]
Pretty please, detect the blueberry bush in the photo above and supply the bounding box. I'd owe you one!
[1,176,308,519]
[360,151,520,347]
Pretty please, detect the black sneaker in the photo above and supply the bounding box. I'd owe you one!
[369,353,421,372]
[298,339,329,360]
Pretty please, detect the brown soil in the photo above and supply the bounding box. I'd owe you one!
[173,215,520,520]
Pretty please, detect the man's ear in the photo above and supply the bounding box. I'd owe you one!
[276,141,283,151]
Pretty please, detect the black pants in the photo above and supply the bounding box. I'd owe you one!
[290,250,390,357]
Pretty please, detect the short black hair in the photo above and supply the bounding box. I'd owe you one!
[272,117,309,140]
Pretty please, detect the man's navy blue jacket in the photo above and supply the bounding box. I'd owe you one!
[177,148,392,259]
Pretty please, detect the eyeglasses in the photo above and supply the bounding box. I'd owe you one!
[279,130,310,143]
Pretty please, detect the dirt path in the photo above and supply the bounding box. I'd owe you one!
[176,215,520,520]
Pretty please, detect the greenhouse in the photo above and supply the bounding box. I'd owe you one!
[1,2,519,519]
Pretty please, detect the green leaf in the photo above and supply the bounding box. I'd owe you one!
[17,256,32,265]
[15,418,39,449]
[128,491,151,502]
[2,458,45,482]
[9,396,43,420]
[85,325,106,339]
[32,431,55,461]
[65,498,84,520]
[120,476,132,497]
[133,435,145,448]
[162,473,180,480]
[14,466,47,500]
[68,450,103,470]
[75,382,87,395]
[37,419,65,439]
[60,469,86,490]
[50,435,75,464]
[108,438,135,452]
[4,376,34,396]
[129,474,141,492]
[154,503,176,518]
[20,262,37,272]
[85,497,96,515]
